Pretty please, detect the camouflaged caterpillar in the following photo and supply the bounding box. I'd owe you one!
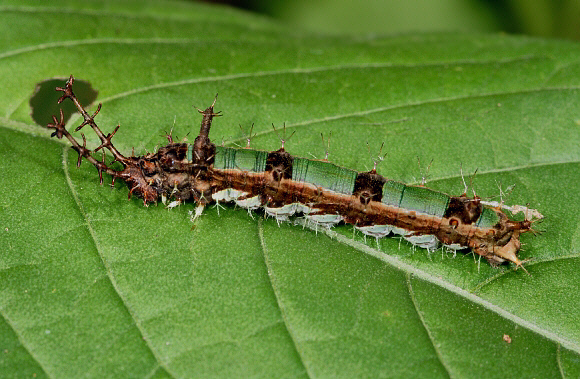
[48,76,542,270]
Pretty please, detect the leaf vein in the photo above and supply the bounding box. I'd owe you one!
[0,307,52,378]
[0,4,236,26]
[406,273,453,377]
[308,221,580,354]
[258,218,313,378]
[60,147,178,379]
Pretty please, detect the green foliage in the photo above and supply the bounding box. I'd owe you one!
[1,1,579,377]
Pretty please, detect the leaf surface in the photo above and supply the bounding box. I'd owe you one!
[1,1,579,378]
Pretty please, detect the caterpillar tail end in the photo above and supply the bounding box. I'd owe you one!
[482,230,530,274]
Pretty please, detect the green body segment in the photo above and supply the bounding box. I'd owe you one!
[400,185,450,216]
[381,180,405,207]
[211,146,268,172]
[476,206,501,228]
[293,157,357,194]
[382,179,501,227]
[382,180,450,217]
[206,146,499,227]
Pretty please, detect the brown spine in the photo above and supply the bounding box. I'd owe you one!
[192,96,219,167]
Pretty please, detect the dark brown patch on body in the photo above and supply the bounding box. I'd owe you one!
[353,171,387,205]
[158,143,189,172]
[443,195,482,225]
[266,148,293,181]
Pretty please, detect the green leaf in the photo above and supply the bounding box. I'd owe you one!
[1,1,579,377]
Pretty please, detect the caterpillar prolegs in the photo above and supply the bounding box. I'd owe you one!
[47,76,542,269]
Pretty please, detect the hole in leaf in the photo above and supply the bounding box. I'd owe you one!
[30,77,98,127]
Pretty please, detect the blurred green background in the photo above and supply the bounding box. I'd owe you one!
[201,0,580,40]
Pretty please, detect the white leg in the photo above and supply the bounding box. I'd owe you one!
[189,204,205,222]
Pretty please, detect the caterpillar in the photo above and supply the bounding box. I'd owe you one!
[47,75,541,269]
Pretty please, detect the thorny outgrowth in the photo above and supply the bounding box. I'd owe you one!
[47,75,542,270]
[47,75,217,206]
